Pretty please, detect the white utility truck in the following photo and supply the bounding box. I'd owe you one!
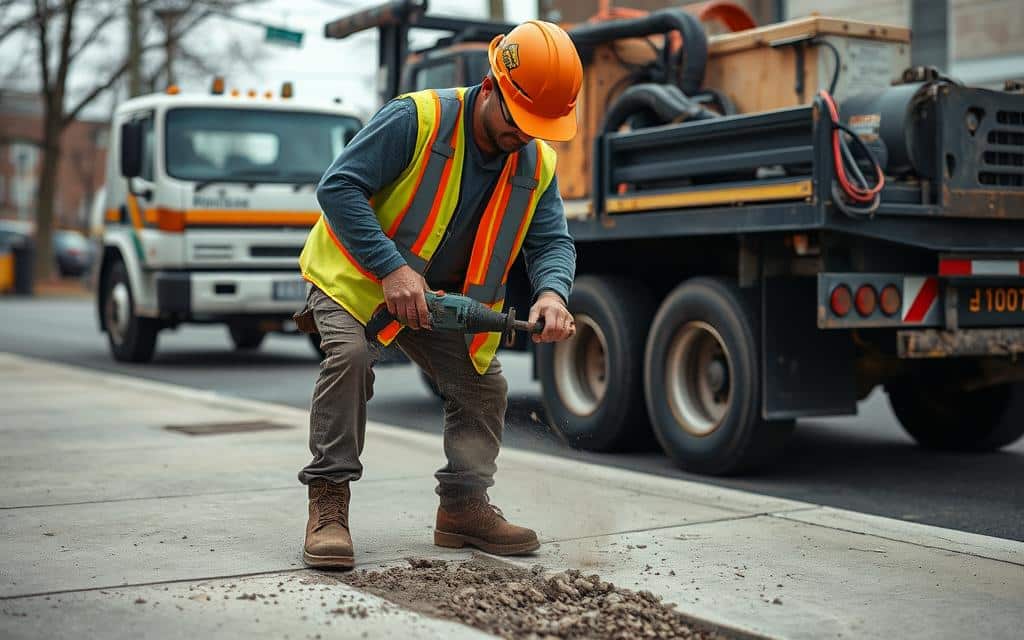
[97,82,361,361]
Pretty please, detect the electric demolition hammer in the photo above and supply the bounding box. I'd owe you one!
[363,292,544,344]
[423,291,544,342]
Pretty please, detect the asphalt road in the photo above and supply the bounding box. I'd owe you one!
[2,294,1022,541]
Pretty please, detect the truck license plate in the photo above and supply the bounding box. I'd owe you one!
[958,283,1024,327]
[272,280,306,301]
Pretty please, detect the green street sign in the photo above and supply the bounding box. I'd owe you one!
[265,26,303,48]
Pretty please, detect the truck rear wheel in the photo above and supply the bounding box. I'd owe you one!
[644,278,793,475]
[536,276,655,451]
[228,322,266,350]
[102,260,159,363]
[886,379,1024,451]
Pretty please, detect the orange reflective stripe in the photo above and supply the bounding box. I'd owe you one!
[468,330,490,354]
[502,141,545,282]
[465,156,517,287]
[411,103,463,255]
[386,91,442,238]
[321,215,380,283]
[377,320,402,343]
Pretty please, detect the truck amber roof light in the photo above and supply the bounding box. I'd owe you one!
[281,82,294,99]
[166,85,180,95]
[211,76,225,95]
[247,89,257,98]
[264,90,273,99]
[230,88,240,97]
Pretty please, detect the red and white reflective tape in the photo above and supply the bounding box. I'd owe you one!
[939,258,1024,277]
[902,276,939,324]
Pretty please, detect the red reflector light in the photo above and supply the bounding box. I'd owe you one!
[830,285,852,317]
[855,285,877,317]
[879,284,901,316]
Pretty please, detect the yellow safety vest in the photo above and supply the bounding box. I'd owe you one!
[300,87,558,374]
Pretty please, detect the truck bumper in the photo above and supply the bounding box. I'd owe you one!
[155,271,308,316]
[898,328,1024,358]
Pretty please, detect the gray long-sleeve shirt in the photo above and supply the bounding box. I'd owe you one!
[314,84,576,304]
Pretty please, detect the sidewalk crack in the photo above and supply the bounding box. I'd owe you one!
[771,513,1024,567]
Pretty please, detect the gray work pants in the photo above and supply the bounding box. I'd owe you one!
[296,286,508,498]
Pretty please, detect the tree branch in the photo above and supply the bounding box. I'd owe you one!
[0,4,57,47]
[62,39,166,125]
[67,1,123,60]
[34,0,51,97]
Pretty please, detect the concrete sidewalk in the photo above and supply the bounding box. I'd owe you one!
[0,352,1020,639]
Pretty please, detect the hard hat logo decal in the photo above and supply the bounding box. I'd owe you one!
[500,43,520,71]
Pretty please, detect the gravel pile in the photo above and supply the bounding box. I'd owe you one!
[340,556,730,639]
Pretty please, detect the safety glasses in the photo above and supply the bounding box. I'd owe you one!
[494,87,520,131]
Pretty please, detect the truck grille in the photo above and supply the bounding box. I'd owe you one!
[980,110,1024,188]
[250,246,302,258]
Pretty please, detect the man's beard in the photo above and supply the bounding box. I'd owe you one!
[485,118,528,154]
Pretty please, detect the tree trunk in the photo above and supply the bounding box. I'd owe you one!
[488,0,504,21]
[33,115,62,283]
[128,0,143,97]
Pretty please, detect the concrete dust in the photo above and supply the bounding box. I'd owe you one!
[339,555,732,639]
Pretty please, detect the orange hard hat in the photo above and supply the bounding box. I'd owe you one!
[487,21,583,142]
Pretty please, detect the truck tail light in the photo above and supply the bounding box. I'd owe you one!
[830,284,852,317]
[879,284,901,316]
[855,285,877,317]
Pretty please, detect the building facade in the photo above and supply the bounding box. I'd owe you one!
[0,90,109,230]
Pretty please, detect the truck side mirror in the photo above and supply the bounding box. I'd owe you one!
[120,121,142,178]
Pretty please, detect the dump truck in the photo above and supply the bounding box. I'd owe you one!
[324,0,1024,474]
[97,81,362,362]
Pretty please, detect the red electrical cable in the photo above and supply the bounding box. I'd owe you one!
[819,89,885,203]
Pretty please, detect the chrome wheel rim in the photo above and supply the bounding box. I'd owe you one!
[105,281,131,346]
[552,314,608,417]
[665,321,732,437]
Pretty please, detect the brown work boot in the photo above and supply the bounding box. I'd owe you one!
[434,494,540,556]
[303,479,354,568]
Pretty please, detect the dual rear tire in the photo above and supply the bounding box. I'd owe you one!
[643,278,793,475]
[536,275,791,474]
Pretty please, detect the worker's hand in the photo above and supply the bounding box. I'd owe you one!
[382,265,432,330]
[529,291,575,343]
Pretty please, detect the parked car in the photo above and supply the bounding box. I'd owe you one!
[53,229,95,277]
[0,220,95,277]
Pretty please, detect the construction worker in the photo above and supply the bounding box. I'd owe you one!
[295,21,583,568]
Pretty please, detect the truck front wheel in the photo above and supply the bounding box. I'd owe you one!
[536,275,655,451]
[102,260,159,363]
[644,278,793,475]
[886,379,1024,451]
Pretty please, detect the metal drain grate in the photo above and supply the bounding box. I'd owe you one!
[164,420,291,436]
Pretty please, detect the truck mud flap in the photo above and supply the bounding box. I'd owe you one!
[762,277,857,420]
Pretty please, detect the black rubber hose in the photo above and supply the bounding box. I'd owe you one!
[569,9,708,96]
[600,83,717,134]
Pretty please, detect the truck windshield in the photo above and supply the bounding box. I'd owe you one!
[165,108,361,185]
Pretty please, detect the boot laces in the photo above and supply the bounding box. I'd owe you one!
[468,497,505,522]
[313,483,349,529]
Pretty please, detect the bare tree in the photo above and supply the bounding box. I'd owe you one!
[1,0,260,282]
